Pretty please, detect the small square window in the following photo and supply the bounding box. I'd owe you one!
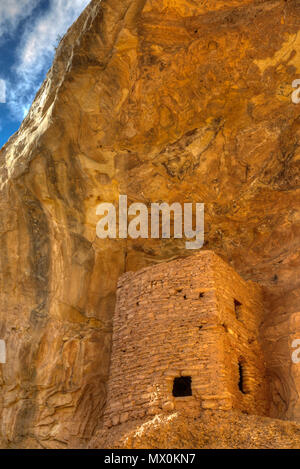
[172,376,192,397]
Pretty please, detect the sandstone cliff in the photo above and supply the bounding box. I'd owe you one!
[0,0,300,448]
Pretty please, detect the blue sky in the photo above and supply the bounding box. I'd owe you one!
[0,0,90,148]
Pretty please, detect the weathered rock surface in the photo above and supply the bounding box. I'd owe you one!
[91,410,300,449]
[0,0,300,448]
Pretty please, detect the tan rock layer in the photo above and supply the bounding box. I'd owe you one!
[91,410,300,449]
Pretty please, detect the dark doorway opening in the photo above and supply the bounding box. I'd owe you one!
[238,361,247,394]
[172,376,192,397]
[234,299,242,320]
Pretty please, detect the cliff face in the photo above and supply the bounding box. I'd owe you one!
[0,0,300,448]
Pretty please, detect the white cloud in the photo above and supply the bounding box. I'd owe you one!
[0,0,39,40]
[0,79,6,103]
[7,0,90,120]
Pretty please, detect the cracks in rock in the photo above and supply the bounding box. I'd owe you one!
[155,118,224,181]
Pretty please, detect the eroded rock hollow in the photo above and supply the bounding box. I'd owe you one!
[0,0,300,448]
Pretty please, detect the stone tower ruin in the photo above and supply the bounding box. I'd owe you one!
[103,251,269,428]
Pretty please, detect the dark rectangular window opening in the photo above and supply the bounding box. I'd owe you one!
[172,376,192,397]
[234,299,242,320]
[238,360,248,394]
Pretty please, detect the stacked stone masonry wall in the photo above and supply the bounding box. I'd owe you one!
[103,251,270,427]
